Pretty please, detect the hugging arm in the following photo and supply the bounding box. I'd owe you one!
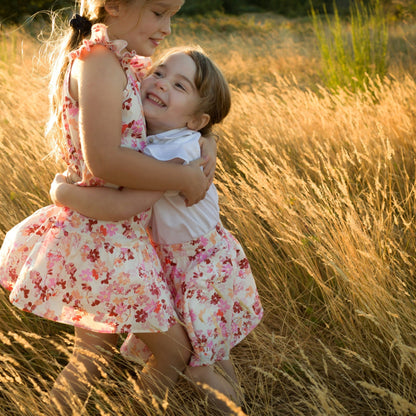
[78,46,208,206]
[50,174,162,221]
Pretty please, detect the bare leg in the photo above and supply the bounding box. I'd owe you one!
[217,359,238,385]
[134,323,191,395]
[50,328,119,415]
[217,359,244,405]
[185,363,240,414]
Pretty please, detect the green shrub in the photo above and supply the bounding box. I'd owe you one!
[311,0,389,92]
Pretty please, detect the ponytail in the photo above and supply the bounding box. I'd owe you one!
[46,4,106,156]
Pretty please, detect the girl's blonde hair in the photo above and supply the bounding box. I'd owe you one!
[150,46,231,136]
[47,0,150,155]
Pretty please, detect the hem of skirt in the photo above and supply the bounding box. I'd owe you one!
[188,355,231,367]
[188,354,230,368]
[6,297,177,335]
[188,317,263,367]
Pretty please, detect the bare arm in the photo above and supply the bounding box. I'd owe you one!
[199,134,217,186]
[77,46,208,205]
[50,174,162,222]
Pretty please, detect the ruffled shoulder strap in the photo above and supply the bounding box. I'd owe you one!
[129,54,152,81]
[68,23,152,79]
[69,23,128,61]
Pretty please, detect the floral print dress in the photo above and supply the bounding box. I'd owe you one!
[122,224,264,367]
[0,24,178,334]
[120,130,263,366]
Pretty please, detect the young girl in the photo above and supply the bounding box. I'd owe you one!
[51,46,264,412]
[0,0,216,413]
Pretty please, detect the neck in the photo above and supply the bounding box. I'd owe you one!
[147,128,162,135]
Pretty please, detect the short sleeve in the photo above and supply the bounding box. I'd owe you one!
[144,136,201,164]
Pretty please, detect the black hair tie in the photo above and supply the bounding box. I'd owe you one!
[70,14,92,37]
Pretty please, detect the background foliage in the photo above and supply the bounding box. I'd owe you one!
[1,0,415,24]
[0,0,69,24]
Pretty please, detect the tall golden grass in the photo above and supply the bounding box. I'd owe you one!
[1,13,416,415]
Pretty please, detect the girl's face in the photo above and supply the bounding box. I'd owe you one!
[141,52,209,135]
[106,0,184,56]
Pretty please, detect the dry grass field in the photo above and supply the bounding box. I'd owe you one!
[0,12,416,415]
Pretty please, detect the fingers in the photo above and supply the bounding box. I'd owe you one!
[53,173,67,184]
[184,190,206,207]
[50,173,69,206]
[201,153,216,187]
[204,166,215,186]
[190,156,215,187]
[188,156,207,168]
[182,160,211,206]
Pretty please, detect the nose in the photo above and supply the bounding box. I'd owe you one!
[161,16,171,36]
[155,78,168,91]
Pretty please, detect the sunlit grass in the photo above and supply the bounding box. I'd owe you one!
[0,13,416,415]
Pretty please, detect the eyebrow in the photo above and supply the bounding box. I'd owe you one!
[158,63,195,90]
[153,2,184,11]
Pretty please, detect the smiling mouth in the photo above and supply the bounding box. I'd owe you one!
[147,93,166,107]
[150,38,162,46]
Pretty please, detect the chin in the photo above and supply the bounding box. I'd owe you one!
[130,43,153,57]
[139,43,156,57]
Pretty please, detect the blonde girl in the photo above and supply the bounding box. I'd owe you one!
[0,0,216,413]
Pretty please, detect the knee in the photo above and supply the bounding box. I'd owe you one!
[70,352,108,382]
[165,325,192,370]
[185,365,209,383]
[71,346,115,381]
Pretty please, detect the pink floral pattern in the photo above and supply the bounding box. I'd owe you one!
[0,25,178,334]
[121,223,263,366]
[63,24,150,188]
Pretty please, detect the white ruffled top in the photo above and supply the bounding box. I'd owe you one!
[144,128,220,244]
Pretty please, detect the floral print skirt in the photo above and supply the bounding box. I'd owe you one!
[0,205,177,334]
[121,223,263,366]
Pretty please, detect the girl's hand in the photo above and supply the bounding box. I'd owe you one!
[50,173,69,206]
[199,134,217,185]
[181,158,209,206]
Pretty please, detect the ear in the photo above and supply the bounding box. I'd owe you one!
[187,113,210,132]
[104,1,120,16]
